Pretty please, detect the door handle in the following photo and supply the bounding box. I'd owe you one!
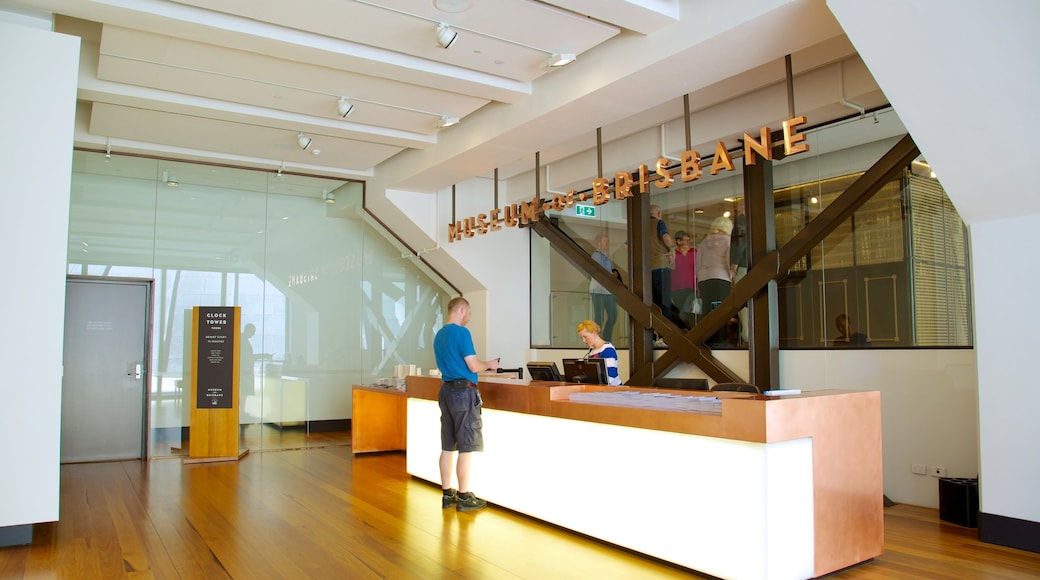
[127,363,142,379]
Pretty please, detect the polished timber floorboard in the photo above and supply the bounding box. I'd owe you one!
[3,439,1039,579]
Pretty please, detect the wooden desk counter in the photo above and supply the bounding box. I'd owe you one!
[351,385,407,454]
[356,377,883,579]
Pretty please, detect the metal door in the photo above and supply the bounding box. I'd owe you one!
[61,278,151,462]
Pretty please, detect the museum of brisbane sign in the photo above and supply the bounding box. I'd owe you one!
[447,116,811,243]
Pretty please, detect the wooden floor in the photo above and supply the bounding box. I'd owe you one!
[3,435,1039,579]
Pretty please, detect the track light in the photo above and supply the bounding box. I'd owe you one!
[162,170,178,187]
[436,23,458,49]
[542,53,576,68]
[297,133,312,150]
[436,116,460,128]
[337,97,354,118]
[323,190,335,204]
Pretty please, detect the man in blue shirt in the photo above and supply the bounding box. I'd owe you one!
[434,297,499,512]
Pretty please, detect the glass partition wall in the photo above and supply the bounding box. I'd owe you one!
[67,152,453,457]
[534,109,972,350]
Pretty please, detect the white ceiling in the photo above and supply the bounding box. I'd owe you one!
[1,0,865,193]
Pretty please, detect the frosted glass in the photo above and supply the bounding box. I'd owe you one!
[66,151,452,456]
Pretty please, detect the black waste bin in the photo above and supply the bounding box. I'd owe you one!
[938,477,979,528]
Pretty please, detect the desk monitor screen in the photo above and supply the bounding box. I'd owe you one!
[527,361,562,382]
[562,357,607,385]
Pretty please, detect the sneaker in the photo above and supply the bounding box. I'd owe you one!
[441,489,458,509]
[456,493,487,512]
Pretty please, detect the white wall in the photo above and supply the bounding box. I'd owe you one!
[972,216,1040,523]
[0,20,79,528]
[828,0,1040,528]
[781,349,978,509]
[414,177,533,368]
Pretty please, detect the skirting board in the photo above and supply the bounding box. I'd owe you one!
[979,512,1040,554]
[0,524,33,547]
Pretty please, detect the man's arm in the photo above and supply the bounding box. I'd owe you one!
[658,220,676,250]
[465,354,500,373]
[661,232,676,250]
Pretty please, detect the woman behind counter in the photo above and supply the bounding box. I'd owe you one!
[576,320,622,386]
[696,216,734,346]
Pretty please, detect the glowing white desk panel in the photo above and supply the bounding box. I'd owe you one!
[394,377,883,578]
[407,398,814,580]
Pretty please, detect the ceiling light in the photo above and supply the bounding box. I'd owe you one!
[297,133,312,150]
[353,1,562,69]
[542,53,576,68]
[433,0,471,13]
[323,190,335,204]
[161,170,178,187]
[337,97,354,118]
[436,116,459,128]
[436,23,458,49]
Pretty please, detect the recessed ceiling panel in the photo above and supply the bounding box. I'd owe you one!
[170,0,620,82]
[97,26,490,135]
[89,102,404,172]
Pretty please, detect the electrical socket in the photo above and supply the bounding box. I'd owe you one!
[929,466,947,477]
[911,464,926,475]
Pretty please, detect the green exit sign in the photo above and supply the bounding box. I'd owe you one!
[575,205,596,218]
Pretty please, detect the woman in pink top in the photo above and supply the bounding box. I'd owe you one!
[671,231,697,328]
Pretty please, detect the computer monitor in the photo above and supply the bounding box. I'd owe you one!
[562,357,608,385]
[526,361,562,382]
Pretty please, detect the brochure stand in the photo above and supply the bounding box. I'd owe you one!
[185,306,248,463]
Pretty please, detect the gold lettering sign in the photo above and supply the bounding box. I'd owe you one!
[446,116,810,242]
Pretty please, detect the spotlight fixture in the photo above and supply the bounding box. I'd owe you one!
[162,170,178,187]
[541,53,576,68]
[436,116,460,128]
[435,23,458,49]
[276,160,285,181]
[323,190,335,204]
[105,136,111,160]
[337,97,354,118]
[297,133,313,150]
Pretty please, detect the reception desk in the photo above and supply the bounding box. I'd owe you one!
[353,377,883,580]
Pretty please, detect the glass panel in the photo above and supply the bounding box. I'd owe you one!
[908,171,972,346]
[537,197,629,349]
[535,109,972,352]
[66,151,452,457]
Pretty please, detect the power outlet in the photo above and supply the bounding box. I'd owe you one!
[911,464,926,475]
[929,466,947,477]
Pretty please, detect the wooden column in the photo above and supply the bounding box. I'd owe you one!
[742,151,780,390]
